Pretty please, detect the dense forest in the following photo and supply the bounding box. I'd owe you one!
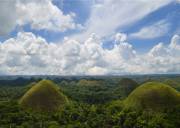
[0,75,180,128]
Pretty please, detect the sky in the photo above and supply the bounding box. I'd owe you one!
[0,0,180,75]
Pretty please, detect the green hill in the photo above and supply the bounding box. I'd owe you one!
[124,82,180,110]
[77,79,105,87]
[19,80,68,112]
[164,79,180,91]
[115,78,138,98]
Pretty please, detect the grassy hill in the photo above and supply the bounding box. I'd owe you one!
[114,78,138,98]
[19,80,68,112]
[164,79,180,91]
[77,79,105,87]
[124,82,180,110]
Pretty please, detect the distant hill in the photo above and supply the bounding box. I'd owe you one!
[164,79,180,91]
[0,77,39,87]
[77,79,105,87]
[62,79,114,104]
[19,80,68,112]
[114,78,138,98]
[124,82,180,111]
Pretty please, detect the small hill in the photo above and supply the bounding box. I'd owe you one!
[164,79,180,91]
[124,82,180,110]
[115,78,138,98]
[19,80,68,112]
[77,79,105,87]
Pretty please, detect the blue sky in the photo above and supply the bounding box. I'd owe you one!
[0,0,180,75]
[1,0,179,52]
[127,2,180,52]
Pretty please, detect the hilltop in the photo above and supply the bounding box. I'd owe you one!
[77,79,105,87]
[114,78,138,98]
[19,80,68,112]
[124,82,180,110]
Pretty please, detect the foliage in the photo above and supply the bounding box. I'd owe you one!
[0,100,180,128]
[0,76,180,127]
[60,79,117,104]
[114,78,139,99]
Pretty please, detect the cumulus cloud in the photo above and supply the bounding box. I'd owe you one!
[0,32,179,75]
[115,33,127,43]
[0,0,77,35]
[148,43,169,57]
[130,20,170,39]
[87,66,108,75]
[144,34,180,73]
[169,34,180,50]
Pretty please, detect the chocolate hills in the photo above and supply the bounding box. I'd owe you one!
[124,82,180,110]
[164,79,180,91]
[115,78,138,98]
[77,79,105,87]
[19,80,68,112]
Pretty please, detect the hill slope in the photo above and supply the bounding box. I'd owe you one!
[77,79,105,87]
[164,79,180,91]
[124,82,180,110]
[19,80,68,112]
[115,78,138,98]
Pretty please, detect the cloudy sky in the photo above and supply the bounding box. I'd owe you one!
[0,0,180,75]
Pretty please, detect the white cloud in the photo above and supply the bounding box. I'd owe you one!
[148,43,169,57]
[72,0,173,41]
[144,34,180,73]
[0,32,179,75]
[0,0,77,35]
[130,20,170,39]
[87,66,108,75]
[0,0,178,75]
[169,34,180,50]
[115,33,127,42]
[0,1,17,35]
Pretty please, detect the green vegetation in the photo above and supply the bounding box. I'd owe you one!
[164,79,180,91]
[125,82,180,110]
[0,76,180,127]
[61,79,117,104]
[19,80,68,112]
[114,78,139,98]
[77,79,104,86]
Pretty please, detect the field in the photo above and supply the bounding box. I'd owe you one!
[0,75,180,128]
